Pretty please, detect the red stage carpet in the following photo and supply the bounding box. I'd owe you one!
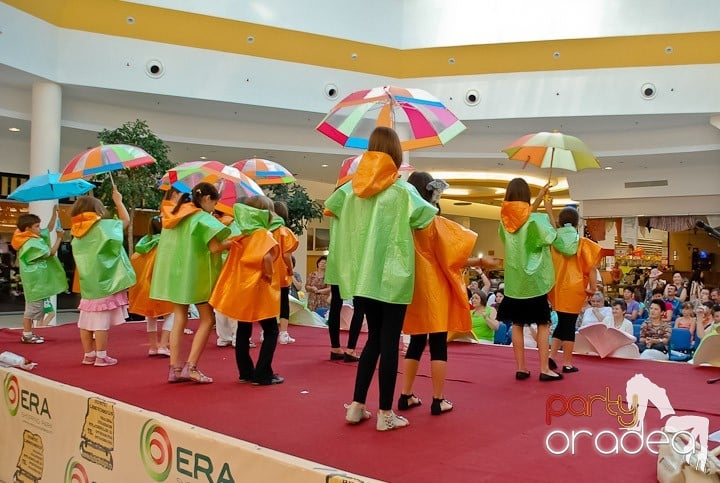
[2,322,719,482]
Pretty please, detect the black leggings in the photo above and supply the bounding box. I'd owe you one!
[235,318,279,382]
[352,297,406,410]
[327,285,363,350]
[552,312,578,342]
[405,332,448,361]
[279,287,290,320]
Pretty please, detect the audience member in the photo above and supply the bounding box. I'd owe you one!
[306,256,331,314]
[639,299,671,354]
[470,291,499,343]
[674,302,697,346]
[580,292,611,326]
[664,271,688,302]
[602,299,634,336]
[651,287,673,322]
[622,287,640,321]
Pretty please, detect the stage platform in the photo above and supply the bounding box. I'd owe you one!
[1,321,718,482]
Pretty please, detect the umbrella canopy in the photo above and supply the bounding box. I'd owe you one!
[215,174,264,215]
[316,85,466,151]
[8,172,95,202]
[60,144,155,181]
[159,161,240,193]
[232,158,295,185]
[501,131,600,176]
[337,155,415,186]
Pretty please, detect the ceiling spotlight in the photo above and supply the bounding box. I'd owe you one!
[321,164,329,168]
[8,127,20,132]
[604,166,613,170]
[199,156,207,160]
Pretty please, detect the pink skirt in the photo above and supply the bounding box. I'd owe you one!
[77,291,128,331]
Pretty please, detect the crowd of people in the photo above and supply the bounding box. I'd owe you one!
[10,126,720,433]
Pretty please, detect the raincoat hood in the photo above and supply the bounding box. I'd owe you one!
[553,225,580,256]
[11,229,39,251]
[352,151,399,199]
[134,234,161,255]
[160,200,201,229]
[233,203,272,235]
[268,214,285,232]
[500,201,531,233]
[70,212,102,237]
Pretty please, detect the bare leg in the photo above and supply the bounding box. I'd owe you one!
[512,325,527,371]
[537,325,559,376]
[170,304,188,368]
[187,303,214,364]
[562,341,575,367]
[80,329,95,353]
[430,360,447,399]
[40,311,55,326]
[94,330,109,352]
[550,337,562,362]
[159,330,170,350]
[147,316,159,351]
[22,317,33,333]
[401,358,419,395]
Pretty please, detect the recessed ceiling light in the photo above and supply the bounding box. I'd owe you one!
[199,156,207,160]
[321,164,328,168]
[604,166,613,170]
[8,127,20,132]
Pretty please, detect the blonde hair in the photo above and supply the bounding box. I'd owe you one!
[71,196,107,217]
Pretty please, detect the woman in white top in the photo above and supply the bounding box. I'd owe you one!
[581,292,612,326]
[602,299,634,336]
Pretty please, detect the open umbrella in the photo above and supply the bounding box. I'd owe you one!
[60,144,155,181]
[337,155,415,186]
[215,174,264,215]
[232,158,295,185]
[316,85,466,151]
[501,131,600,180]
[159,161,240,193]
[8,172,95,202]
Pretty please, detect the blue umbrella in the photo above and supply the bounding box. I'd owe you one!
[8,172,95,202]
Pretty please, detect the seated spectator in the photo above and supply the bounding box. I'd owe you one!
[470,291,499,343]
[651,287,673,322]
[674,302,697,346]
[581,292,612,326]
[288,255,304,300]
[622,287,640,321]
[663,284,683,321]
[711,288,720,305]
[639,299,672,354]
[664,271,688,302]
[602,299,634,336]
[696,302,717,340]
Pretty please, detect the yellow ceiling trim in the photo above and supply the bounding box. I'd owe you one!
[6,0,720,77]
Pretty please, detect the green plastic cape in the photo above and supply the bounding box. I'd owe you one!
[72,220,136,300]
[17,228,68,302]
[134,233,160,255]
[150,211,230,304]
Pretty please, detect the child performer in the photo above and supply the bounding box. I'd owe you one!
[497,178,560,381]
[210,196,283,385]
[325,127,437,431]
[547,206,601,373]
[270,200,299,345]
[12,208,67,343]
[150,182,230,383]
[399,171,497,416]
[71,187,136,366]
[213,209,241,348]
[129,215,175,357]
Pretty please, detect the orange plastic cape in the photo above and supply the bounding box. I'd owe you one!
[547,238,602,313]
[209,230,279,322]
[10,229,39,251]
[128,249,174,318]
[272,225,299,288]
[160,200,201,228]
[500,201,530,233]
[403,216,477,335]
[70,212,101,237]
[352,151,399,199]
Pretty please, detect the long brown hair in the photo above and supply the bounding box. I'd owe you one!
[368,126,403,168]
[171,182,219,214]
[504,178,531,203]
[71,196,107,217]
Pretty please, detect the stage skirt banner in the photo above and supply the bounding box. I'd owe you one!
[0,366,379,483]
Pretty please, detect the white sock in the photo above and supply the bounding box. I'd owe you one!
[23,331,32,337]
[96,351,107,358]
[85,351,96,357]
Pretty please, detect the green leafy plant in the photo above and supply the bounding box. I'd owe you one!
[94,120,174,254]
[263,183,323,235]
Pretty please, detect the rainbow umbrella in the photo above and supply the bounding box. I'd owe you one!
[159,161,240,193]
[60,144,155,181]
[336,155,415,186]
[316,85,466,151]
[215,174,264,215]
[232,158,295,185]
[501,131,600,180]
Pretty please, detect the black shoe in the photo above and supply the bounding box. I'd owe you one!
[431,398,453,415]
[515,371,531,380]
[343,352,360,362]
[539,372,563,382]
[562,366,579,373]
[252,374,284,386]
[548,358,558,370]
[397,393,422,410]
[330,352,344,361]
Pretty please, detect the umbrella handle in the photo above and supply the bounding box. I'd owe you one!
[108,172,116,186]
[547,147,554,182]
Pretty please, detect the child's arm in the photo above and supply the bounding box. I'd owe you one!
[283,253,293,277]
[586,266,599,295]
[261,252,273,282]
[208,238,231,254]
[544,196,557,227]
[47,206,58,231]
[48,227,64,257]
[112,187,130,230]
[531,183,551,212]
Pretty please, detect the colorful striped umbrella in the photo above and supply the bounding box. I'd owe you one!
[215,175,264,215]
[502,131,600,179]
[316,85,466,151]
[336,155,415,186]
[232,158,295,185]
[60,144,155,181]
[158,161,239,193]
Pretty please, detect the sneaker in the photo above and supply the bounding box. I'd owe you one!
[94,356,118,367]
[252,374,284,386]
[157,347,171,357]
[148,348,159,356]
[248,339,256,348]
[278,332,295,345]
[345,402,372,424]
[21,334,44,344]
[216,338,233,347]
[376,411,409,431]
[81,355,96,365]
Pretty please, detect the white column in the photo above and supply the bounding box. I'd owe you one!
[29,81,62,325]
